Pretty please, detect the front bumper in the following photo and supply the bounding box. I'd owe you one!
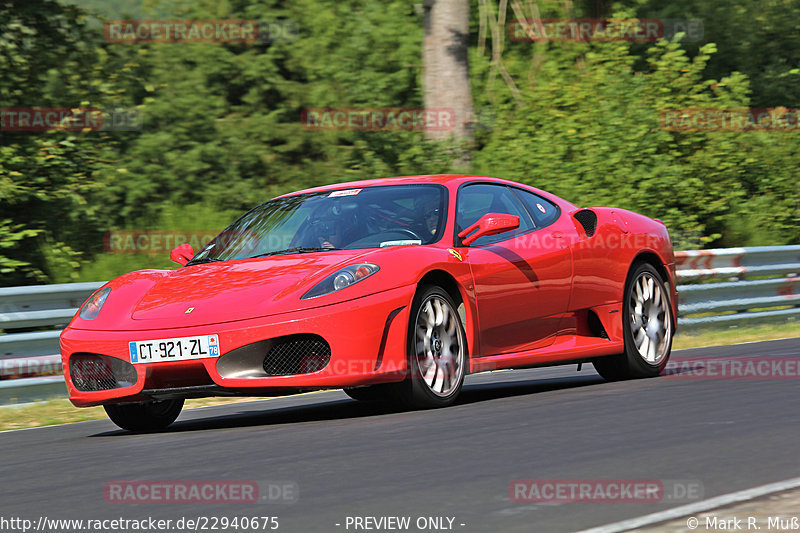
[61,286,414,407]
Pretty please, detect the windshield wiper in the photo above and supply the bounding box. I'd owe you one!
[185,257,225,266]
[250,246,340,258]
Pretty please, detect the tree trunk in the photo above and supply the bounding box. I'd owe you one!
[423,0,474,161]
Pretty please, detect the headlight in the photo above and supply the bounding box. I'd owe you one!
[302,263,379,300]
[79,287,111,320]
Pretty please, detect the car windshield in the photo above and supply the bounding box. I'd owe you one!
[188,184,446,263]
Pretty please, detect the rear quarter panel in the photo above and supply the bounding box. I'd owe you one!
[568,207,675,313]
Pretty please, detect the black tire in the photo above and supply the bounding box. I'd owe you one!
[104,399,184,432]
[593,262,673,381]
[343,384,393,402]
[393,285,467,408]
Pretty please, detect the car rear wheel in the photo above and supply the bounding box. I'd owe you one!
[394,285,467,408]
[593,262,673,381]
[104,399,184,432]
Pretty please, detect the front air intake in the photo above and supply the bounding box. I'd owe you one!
[263,334,331,376]
[69,353,137,392]
[574,209,598,237]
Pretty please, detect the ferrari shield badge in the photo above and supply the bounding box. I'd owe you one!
[447,249,463,261]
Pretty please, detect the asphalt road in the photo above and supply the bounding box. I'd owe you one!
[1,338,799,533]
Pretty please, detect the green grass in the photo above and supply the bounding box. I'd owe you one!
[673,321,799,350]
[1,324,797,431]
[0,396,272,431]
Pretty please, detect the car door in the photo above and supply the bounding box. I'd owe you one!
[455,183,573,356]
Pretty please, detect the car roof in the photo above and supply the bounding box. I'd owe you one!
[280,175,578,211]
[282,175,469,196]
[282,174,559,200]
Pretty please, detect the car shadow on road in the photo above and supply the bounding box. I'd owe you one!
[89,374,605,437]
[458,374,604,405]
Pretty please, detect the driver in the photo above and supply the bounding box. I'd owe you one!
[307,204,344,249]
[313,216,342,249]
[414,196,441,237]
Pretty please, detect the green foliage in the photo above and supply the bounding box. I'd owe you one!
[0,0,141,285]
[626,0,800,108]
[0,219,42,281]
[1,0,799,286]
[469,3,799,249]
[472,39,774,249]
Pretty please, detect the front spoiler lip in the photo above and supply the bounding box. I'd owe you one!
[108,385,321,404]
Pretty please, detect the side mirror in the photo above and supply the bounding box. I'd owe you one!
[458,213,520,246]
[170,243,194,266]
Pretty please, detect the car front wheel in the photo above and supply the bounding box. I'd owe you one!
[593,262,673,381]
[394,285,467,408]
[104,399,184,432]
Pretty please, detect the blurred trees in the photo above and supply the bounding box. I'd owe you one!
[0,0,131,284]
[470,0,800,248]
[620,0,800,108]
[1,0,798,285]
[423,0,474,156]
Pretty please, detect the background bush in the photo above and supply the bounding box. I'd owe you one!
[1,0,798,285]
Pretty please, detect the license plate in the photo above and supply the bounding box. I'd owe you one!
[128,335,220,364]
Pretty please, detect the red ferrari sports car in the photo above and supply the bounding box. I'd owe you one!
[61,175,677,431]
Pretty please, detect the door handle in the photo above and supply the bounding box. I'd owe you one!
[552,231,564,239]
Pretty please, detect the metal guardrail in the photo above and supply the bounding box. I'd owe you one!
[0,282,103,402]
[0,246,798,403]
[675,245,800,329]
[675,245,800,281]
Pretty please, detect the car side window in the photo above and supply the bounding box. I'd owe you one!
[455,184,533,246]
[511,188,560,228]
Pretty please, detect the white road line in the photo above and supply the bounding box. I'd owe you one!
[0,417,103,434]
[187,390,332,411]
[0,390,340,434]
[725,337,799,347]
[574,475,800,533]
[673,336,800,352]
[0,401,42,410]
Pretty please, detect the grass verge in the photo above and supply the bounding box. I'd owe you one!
[672,321,798,350]
[0,396,270,432]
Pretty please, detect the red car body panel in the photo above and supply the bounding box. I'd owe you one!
[61,175,678,407]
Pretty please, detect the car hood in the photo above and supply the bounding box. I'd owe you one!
[83,250,375,330]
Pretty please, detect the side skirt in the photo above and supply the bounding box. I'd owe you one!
[470,334,623,373]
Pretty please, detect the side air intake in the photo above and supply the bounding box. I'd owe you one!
[574,210,598,237]
[587,310,609,340]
